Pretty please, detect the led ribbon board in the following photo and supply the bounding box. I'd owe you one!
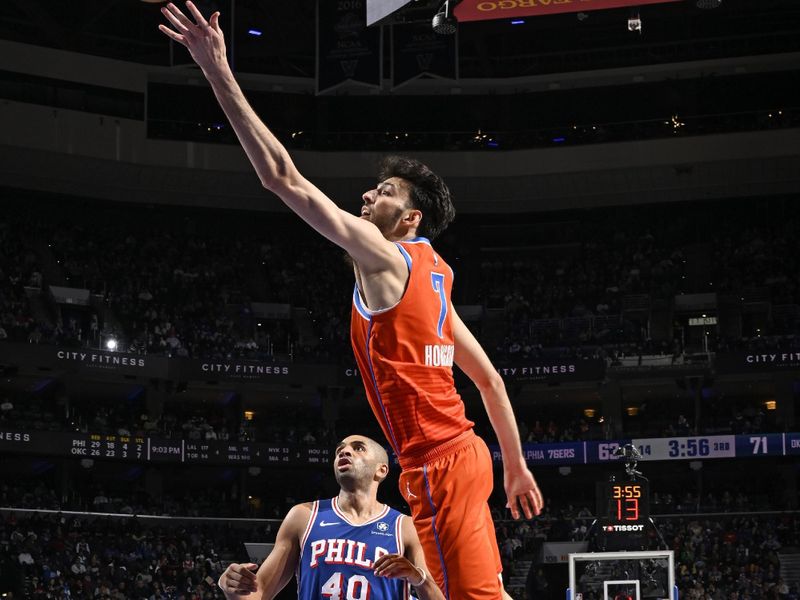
[454,0,683,23]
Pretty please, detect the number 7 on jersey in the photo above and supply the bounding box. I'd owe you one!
[431,272,447,338]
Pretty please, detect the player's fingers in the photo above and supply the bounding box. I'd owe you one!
[374,555,401,575]
[519,493,534,520]
[514,494,530,519]
[209,11,222,34]
[532,484,544,512]
[166,3,197,31]
[373,554,390,569]
[235,562,258,573]
[373,554,397,571]
[235,567,257,582]
[221,578,246,594]
[228,575,257,592]
[527,490,541,515]
[528,489,543,516]
[161,5,191,33]
[185,1,210,27]
[376,562,404,578]
[157,24,186,44]
[507,498,520,520]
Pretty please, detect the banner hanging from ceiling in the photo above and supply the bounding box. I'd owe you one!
[454,0,682,23]
[317,0,382,94]
[392,23,458,89]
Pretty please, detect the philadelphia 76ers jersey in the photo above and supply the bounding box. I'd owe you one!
[297,498,410,600]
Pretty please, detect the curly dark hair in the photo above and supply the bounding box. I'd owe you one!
[378,155,455,240]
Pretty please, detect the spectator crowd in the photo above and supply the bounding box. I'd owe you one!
[2,197,799,365]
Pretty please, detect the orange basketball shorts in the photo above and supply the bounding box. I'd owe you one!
[398,430,503,600]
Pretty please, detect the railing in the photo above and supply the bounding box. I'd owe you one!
[528,314,626,343]
[0,506,279,525]
[148,106,800,152]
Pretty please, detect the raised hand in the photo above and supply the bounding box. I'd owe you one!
[158,1,228,74]
[218,562,259,596]
[505,466,544,520]
[373,553,426,586]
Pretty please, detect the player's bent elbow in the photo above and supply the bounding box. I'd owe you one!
[260,172,293,195]
[261,176,314,212]
[259,161,301,195]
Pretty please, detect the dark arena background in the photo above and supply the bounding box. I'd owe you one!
[1,0,800,598]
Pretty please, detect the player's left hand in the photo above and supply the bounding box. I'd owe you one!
[505,466,544,519]
[373,554,426,586]
[158,2,227,75]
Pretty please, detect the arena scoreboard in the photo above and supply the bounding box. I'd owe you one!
[3,429,800,467]
[0,430,332,466]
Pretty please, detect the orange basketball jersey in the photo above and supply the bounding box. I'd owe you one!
[350,237,474,464]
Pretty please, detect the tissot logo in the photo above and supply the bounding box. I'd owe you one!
[605,524,644,532]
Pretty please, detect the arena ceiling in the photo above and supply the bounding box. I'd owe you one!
[0,0,798,79]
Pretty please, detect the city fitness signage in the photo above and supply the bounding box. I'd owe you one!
[17,344,800,384]
[0,344,170,378]
[344,358,606,384]
[180,360,338,384]
[715,350,800,374]
[495,358,605,383]
[0,343,605,385]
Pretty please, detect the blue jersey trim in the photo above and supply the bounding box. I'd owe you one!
[332,497,391,527]
[405,237,431,245]
[298,500,319,559]
[353,285,371,321]
[353,243,412,319]
[395,242,413,270]
[423,465,450,600]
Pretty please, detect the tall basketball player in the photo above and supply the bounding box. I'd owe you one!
[218,435,443,599]
[160,4,544,599]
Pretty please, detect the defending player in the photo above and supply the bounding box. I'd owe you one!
[159,4,544,598]
[217,435,443,600]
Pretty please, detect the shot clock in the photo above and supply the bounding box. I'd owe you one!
[591,478,654,551]
[588,443,660,551]
[597,479,650,524]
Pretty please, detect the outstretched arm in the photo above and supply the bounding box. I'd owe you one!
[451,308,544,519]
[373,516,445,600]
[218,503,308,599]
[158,2,401,273]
